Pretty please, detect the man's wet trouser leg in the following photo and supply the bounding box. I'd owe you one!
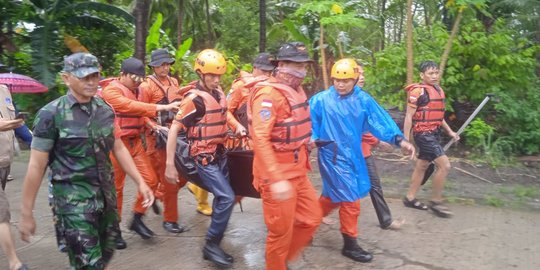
[261,175,322,270]
[365,156,393,228]
[196,156,235,268]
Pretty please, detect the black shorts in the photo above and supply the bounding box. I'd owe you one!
[414,131,445,161]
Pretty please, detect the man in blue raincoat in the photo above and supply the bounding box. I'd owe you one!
[310,58,415,263]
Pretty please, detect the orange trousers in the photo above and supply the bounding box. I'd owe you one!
[111,137,159,219]
[258,175,322,270]
[146,135,187,223]
[319,196,361,237]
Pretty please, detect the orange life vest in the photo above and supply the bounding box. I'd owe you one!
[406,83,446,133]
[147,75,180,125]
[232,74,269,130]
[186,87,228,156]
[107,80,145,137]
[249,82,312,152]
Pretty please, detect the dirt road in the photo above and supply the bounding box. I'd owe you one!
[1,152,539,269]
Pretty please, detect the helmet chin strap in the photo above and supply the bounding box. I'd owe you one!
[196,71,212,91]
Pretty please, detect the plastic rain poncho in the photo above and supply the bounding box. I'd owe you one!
[309,85,403,202]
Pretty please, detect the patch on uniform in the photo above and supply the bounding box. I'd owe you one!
[261,99,273,108]
[4,97,12,105]
[175,109,183,119]
[259,109,271,121]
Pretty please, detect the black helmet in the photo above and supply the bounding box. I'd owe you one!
[274,42,312,63]
[252,53,275,71]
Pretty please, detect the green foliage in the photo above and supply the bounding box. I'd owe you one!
[484,195,505,207]
[213,0,260,63]
[146,13,164,54]
[366,18,539,155]
[464,119,494,149]
[499,185,540,201]
[463,119,513,167]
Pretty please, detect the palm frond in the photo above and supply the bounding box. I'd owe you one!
[30,22,62,87]
[63,2,135,24]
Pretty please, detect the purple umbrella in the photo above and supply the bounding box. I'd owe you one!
[0,73,48,93]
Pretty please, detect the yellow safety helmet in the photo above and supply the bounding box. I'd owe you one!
[194,49,227,75]
[331,58,360,80]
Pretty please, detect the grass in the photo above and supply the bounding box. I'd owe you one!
[484,195,505,207]
[446,196,476,205]
[498,185,540,200]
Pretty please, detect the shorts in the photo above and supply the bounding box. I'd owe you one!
[0,188,10,223]
[414,131,445,162]
[57,209,118,269]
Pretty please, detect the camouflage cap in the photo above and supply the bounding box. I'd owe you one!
[63,52,100,78]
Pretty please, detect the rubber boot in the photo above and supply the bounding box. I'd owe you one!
[341,233,373,263]
[129,213,154,239]
[187,183,212,216]
[115,230,127,250]
[203,236,233,268]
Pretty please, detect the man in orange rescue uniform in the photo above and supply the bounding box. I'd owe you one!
[248,42,322,270]
[101,57,181,245]
[138,49,190,233]
[227,52,275,143]
[165,49,241,268]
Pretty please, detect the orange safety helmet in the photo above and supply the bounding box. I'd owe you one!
[194,49,227,75]
[331,58,360,80]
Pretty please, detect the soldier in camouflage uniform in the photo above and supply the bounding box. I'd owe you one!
[19,53,155,270]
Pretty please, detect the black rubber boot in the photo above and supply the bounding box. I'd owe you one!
[115,230,127,250]
[341,233,373,263]
[129,213,154,239]
[203,236,233,268]
[151,200,161,215]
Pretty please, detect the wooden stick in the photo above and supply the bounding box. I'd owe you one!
[454,167,493,184]
[375,157,409,162]
[496,172,537,179]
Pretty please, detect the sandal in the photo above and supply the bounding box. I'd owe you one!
[403,197,428,210]
[429,201,453,218]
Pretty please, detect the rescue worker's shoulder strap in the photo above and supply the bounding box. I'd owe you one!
[147,75,169,96]
[243,75,268,89]
[178,81,197,97]
[256,81,297,94]
[404,83,427,94]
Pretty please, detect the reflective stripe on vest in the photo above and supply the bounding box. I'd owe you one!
[249,82,312,152]
[107,80,145,137]
[187,88,228,156]
[411,84,446,132]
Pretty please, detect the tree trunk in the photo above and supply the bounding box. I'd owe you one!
[423,0,431,32]
[536,16,540,77]
[205,0,215,47]
[177,0,185,47]
[406,0,414,85]
[379,0,386,51]
[398,3,404,43]
[259,0,267,52]
[439,10,463,79]
[320,23,329,89]
[134,0,151,61]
